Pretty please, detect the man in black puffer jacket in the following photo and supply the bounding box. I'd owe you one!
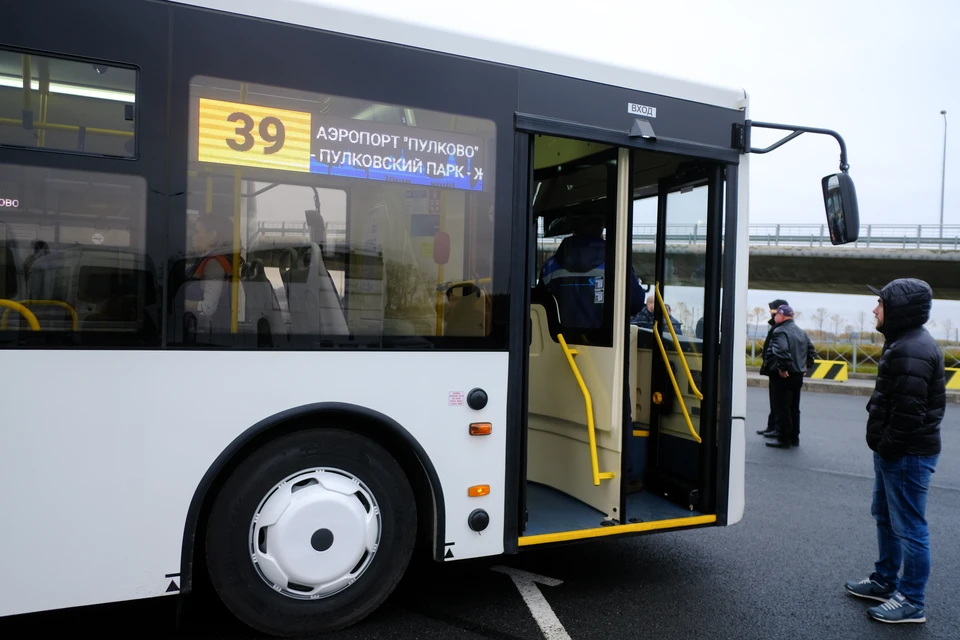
[844,278,945,625]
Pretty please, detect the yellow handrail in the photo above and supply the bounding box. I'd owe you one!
[652,321,702,443]
[0,300,40,331]
[0,300,78,331]
[655,283,703,400]
[557,333,617,485]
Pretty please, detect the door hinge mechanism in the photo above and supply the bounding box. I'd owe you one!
[731,123,747,152]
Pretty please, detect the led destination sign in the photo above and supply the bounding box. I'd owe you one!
[197,98,487,192]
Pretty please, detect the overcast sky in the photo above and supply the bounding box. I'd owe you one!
[308,0,959,333]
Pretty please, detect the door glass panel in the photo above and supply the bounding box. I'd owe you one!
[661,184,709,340]
[629,150,718,518]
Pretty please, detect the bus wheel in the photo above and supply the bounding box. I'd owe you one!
[205,428,417,637]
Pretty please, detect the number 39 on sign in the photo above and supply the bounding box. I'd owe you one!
[197,98,312,173]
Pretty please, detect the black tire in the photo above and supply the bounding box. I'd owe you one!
[205,428,417,636]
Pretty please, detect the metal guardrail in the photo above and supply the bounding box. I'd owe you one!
[743,224,960,249]
[545,223,960,250]
[258,222,960,250]
[627,223,960,249]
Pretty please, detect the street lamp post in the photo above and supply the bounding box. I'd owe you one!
[940,110,948,241]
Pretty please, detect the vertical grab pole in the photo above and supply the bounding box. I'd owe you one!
[230,83,248,334]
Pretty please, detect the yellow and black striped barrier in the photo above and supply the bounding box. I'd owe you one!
[809,359,848,381]
[947,367,960,390]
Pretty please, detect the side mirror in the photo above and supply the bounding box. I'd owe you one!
[433,231,450,265]
[821,172,859,245]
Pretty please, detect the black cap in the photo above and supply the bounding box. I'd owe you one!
[768,298,788,310]
[867,284,883,298]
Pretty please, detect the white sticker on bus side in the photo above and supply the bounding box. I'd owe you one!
[628,103,657,118]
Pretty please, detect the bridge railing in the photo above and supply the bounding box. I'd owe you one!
[255,221,960,250]
[747,224,960,249]
[618,223,960,249]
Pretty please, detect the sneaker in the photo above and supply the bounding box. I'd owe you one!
[844,576,895,602]
[867,592,926,624]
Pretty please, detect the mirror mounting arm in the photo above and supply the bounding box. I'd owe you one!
[735,120,850,172]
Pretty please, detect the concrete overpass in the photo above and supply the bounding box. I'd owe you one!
[283,220,960,300]
[542,223,960,300]
[738,224,960,299]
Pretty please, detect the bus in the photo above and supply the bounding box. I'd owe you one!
[0,1,861,636]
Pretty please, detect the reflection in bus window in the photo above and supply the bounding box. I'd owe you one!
[0,49,137,158]
[178,76,497,348]
[0,164,157,344]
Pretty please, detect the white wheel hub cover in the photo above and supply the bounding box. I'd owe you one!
[249,468,381,599]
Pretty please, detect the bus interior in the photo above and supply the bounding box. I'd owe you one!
[521,134,722,543]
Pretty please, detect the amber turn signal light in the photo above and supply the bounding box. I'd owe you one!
[469,422,492,436]
[468,485,490,497]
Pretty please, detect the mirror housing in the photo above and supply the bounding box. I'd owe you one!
[821,172,860,245]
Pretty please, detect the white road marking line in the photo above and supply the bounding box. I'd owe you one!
[491,566,571,640]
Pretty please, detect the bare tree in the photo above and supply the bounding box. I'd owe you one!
[830,313,845,340]
[857,311,867,335]
[943,317,955,343]
[750,306,766,336]
[672,302,692,331]
[812,307,828,339]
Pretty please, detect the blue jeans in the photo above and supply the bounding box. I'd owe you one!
[871,451,939,608]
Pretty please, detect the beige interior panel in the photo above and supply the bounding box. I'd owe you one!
[635,343,653,426]
[527,304,623,514]
[636,329,705,442]
[525,421,621,517]
[528,305,621,446]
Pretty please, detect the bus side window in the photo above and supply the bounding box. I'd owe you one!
[0,164,156,345]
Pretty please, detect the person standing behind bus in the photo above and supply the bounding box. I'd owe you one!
[764,304,815,448]
[844,278,944,624]
[184,213,235,331]
[757,298,789,438]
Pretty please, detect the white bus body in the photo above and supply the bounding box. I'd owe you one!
[0,1,859,636]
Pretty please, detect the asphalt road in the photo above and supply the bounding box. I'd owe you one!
[2,388,957,639]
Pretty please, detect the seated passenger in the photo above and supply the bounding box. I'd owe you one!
[631,294,683,334]
[184,213,236,330]
[537,215,644,327]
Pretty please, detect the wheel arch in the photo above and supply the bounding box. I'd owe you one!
[179,402,445,593]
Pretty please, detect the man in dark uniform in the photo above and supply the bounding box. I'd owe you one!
[537,214,644,327]
[757,298,789,438]
[764,304,816,448]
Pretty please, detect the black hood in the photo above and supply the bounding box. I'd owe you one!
[871,278,932,337]
[554,234,606,273]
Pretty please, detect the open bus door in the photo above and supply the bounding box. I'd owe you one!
[636,162,725,517]
[516,132,725,547]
